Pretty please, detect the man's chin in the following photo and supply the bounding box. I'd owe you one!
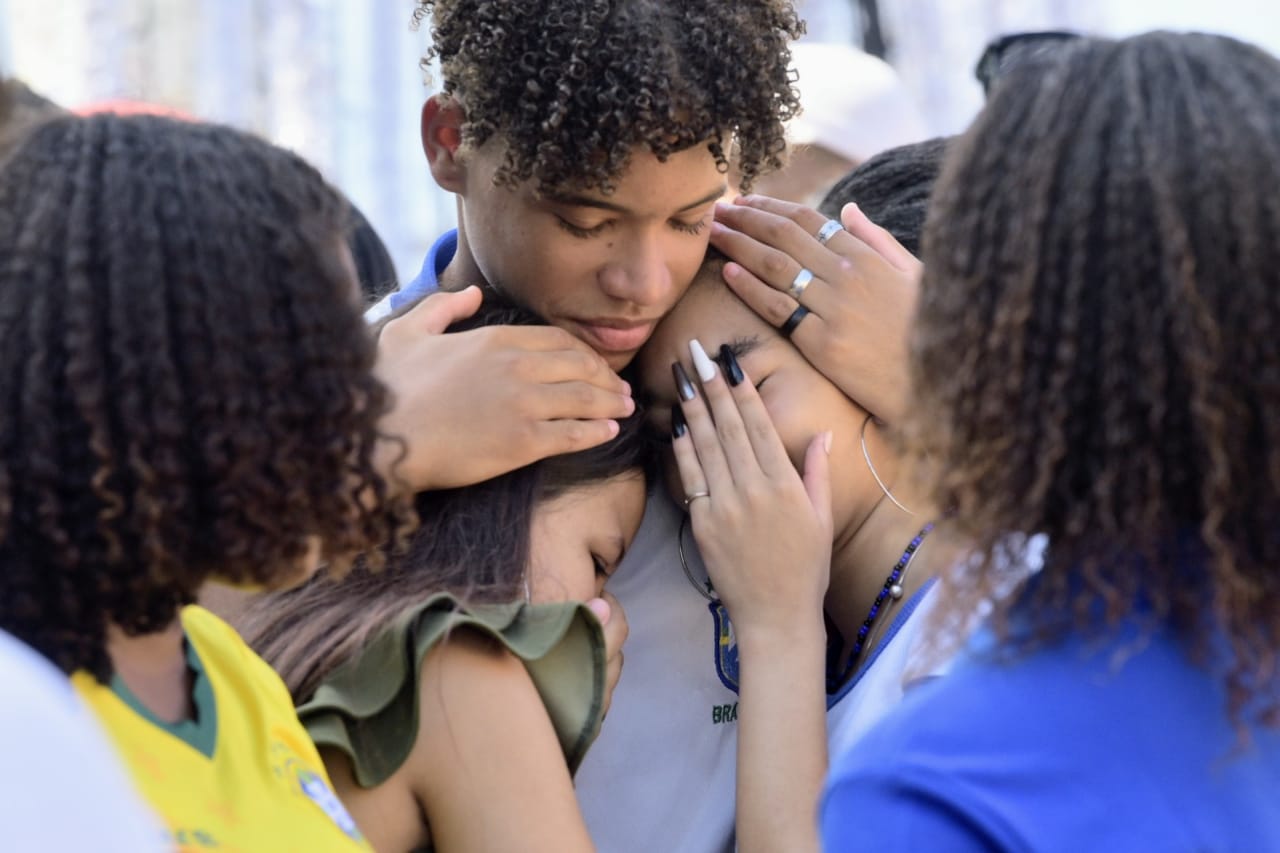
[602,349,639,372]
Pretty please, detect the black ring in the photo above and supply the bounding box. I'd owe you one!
[779,305,810,338]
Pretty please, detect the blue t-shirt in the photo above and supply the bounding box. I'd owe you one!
[365,230,456,321]
[822,616,1280,852]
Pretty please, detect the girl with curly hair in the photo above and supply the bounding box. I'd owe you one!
[822,32,1280,848]
[787,31,1280,849]
[0,112,422,851]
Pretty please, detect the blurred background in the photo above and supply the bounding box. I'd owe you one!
[4,0,1277,282]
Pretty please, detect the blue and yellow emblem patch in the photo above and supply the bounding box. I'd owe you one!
[710,600,740,694]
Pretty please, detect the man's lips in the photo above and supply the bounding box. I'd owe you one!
[571,319,657,353]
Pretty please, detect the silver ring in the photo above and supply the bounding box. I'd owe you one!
[683,490,710,509]
[788,268,814,301]
[816,219,843,245]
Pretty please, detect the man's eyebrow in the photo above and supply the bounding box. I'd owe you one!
[542,192,629,214]
[541,184,727,216]
[675,185,729,213]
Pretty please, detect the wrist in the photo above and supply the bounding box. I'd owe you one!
[733,612,827,660]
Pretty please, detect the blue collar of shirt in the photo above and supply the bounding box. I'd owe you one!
[826,577,938,710]
[388,229,458,311]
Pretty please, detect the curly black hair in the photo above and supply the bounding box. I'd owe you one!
[909,32,1280,726]
[818,136,951,256]
[412,0,804,193]
[0,114,411,680]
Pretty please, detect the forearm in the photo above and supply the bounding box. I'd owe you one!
[417,634,596,853]
[733,622,828,853]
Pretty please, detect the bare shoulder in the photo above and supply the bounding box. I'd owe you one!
[311,632,531,853]
[411,626,553,767]
[404,626,596,853]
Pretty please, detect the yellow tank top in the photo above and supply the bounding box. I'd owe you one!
[73,605,370,853]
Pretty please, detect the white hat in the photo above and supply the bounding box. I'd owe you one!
[786,43,929,164]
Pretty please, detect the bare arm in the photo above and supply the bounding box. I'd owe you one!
[406,630,596,853]
[734,622,828,853]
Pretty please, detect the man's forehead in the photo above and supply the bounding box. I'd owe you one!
[535,180,727,213]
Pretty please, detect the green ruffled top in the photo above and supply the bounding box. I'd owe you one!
[298,592,607,791]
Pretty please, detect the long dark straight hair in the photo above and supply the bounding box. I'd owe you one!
[242,299,655,702]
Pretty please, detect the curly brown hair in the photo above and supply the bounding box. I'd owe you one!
[0,114,410,680]
[412,0,803,193]
[909,32,1280,725]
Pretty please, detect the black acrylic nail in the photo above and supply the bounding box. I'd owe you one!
[671,405,688,438]
[718,344,745,387]
[672,361,697,402]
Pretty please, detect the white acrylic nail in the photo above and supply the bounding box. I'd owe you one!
[689,339,718,382]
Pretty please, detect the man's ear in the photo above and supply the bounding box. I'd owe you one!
[422,94,467,193]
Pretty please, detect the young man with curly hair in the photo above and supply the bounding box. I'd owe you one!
[366,2,803,850]
[370,0,801,372]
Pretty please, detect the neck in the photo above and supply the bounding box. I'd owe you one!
[106,617,194,724]
[824,473,954,669]
[438,199,488,292]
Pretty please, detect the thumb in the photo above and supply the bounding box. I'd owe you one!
[802,431,834,532]
[840,203,921,274]
[590,592,629,649]
[586,596,612,625]
[413,285,484,334]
